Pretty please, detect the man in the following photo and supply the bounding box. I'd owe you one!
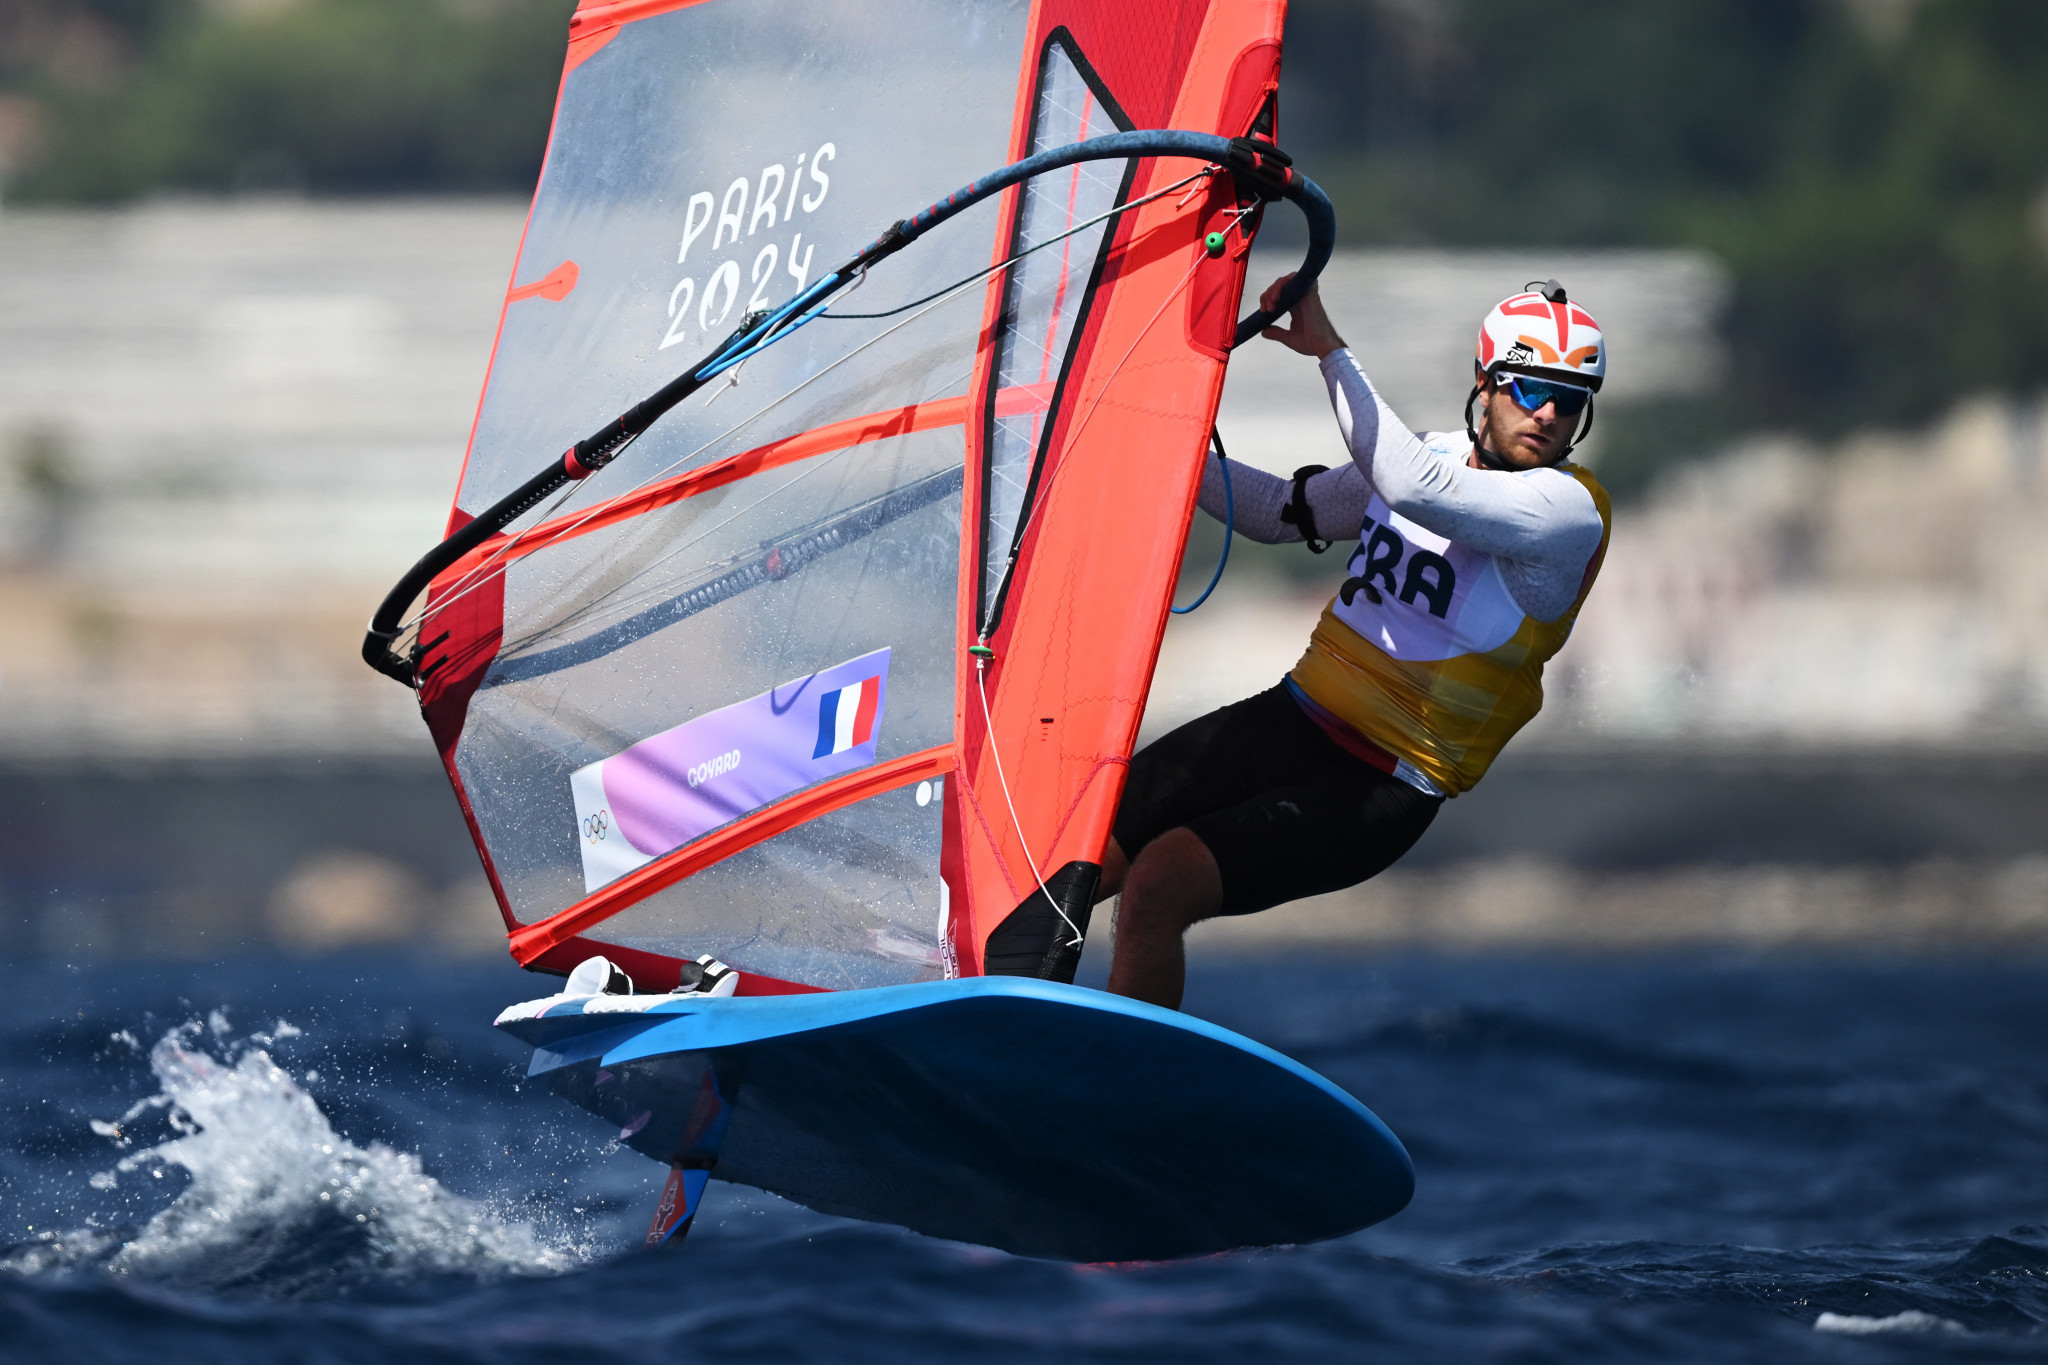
[1099,274,1613,1008]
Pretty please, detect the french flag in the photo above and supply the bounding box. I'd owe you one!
[813,675,881,759]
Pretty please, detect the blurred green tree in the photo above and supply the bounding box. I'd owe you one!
[1696,0,2048,436]
[1281,0,2048,477]
[10,0,572,199]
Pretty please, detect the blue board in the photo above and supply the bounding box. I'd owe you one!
[497,977,1412,1262]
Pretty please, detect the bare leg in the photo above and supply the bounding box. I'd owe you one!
[1097,837,1130,900]
[1105,827,1223,1010]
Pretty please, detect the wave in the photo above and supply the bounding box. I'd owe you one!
[1815,1309,1966,1335]
[2,1015,586,1298]
[1463,1229,2048,1336]
[1285,1005,1782,1088]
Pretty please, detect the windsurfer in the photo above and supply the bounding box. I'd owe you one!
[1099,275,1613,1008]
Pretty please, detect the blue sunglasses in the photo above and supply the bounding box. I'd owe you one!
[1498,371,1592,417]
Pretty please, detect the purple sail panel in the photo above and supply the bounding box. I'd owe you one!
[569,649,891,892]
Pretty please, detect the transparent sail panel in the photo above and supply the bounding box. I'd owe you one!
[978,37,1131,624]
[453,426,964,929]
[456,0,1027,529]
[581,774,950,991]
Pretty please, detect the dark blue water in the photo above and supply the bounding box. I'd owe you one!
[3,952,2045,1363]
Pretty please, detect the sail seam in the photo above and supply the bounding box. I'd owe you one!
[953,767,1024,904]
[507,746,953,962]
[567,0,714,41]
[1042,754,1132,858]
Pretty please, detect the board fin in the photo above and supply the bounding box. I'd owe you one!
[646,1065,735,1247]
[647,1159,716,1248]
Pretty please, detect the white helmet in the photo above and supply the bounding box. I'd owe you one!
[1474,280,1605,392]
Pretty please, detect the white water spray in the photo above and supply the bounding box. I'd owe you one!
[8,1016,582,1293]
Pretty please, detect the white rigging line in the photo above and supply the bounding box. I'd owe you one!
[399,474,591,653]
[819,167,1212,322]
[975,655,1083,949]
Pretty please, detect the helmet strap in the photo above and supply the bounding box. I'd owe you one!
[1465,383,1512,471]
[1567,395,1595,454]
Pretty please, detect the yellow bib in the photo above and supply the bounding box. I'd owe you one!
[1289,464,1610,795]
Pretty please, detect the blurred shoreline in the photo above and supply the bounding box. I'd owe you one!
[10,748,2048,960]
[1187,857,2048,955]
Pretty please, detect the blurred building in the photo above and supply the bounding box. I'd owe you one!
[0,198,516,757]
[0,205,1748,757]
[1550,405,2048,745]
[3,198,2044,953]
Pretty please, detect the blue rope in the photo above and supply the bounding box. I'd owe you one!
[1172,430,1232,614]
[693,272,845,381]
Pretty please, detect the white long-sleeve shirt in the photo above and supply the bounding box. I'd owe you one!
[1199,348,1604,622]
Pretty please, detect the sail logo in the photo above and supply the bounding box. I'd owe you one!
[813,678,879,759]
[660,141,837,353]
[686,751,742,788]
[568,648,891,893]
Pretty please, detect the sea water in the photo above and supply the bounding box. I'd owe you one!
[1,951,2044,1363]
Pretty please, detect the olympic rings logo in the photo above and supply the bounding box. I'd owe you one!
[583,810,609,843]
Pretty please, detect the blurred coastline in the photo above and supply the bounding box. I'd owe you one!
[4,199,2046,958]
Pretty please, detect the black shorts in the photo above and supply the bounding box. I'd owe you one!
[1111,683,1443,916]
